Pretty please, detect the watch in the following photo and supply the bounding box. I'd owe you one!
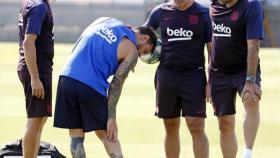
[246,75,256,83]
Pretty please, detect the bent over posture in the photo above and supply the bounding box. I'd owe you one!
[54,17,157,158]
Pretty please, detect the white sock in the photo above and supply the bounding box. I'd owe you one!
[243,149,253,158]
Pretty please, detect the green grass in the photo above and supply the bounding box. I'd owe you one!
[0,42,280,157]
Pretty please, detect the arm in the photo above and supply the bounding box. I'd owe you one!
[107,55,137,119]
[107,38,138,142]
[206,42,212,103]
[23,4,47,99]
[246,40,260,76]
[205,8,213,103]
[23,34,45,99]
[205,8,213,72]
[206,42,212,70]
[241,40,262,101]
[241,1,264,101]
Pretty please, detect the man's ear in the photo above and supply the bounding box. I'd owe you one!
[139,35,149,44]
[142,35,150,43]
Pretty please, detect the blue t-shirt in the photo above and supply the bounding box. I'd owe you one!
[18,0,54,73]
[210,0,264,73]
[144,2,212,71]
[61,17,137,96]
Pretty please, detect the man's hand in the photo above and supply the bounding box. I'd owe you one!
[205,82,212,104]
[241,82,262,102]
[31,77,45,99]
[107,118,118,143]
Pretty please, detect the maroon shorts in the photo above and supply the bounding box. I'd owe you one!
[18,71,52,118]
[155,66,207,118]
[209,69,261,116]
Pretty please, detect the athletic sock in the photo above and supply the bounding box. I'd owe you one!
[242,148,252,158]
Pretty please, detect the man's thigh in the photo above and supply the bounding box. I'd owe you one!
[155,68,181,118]
[179,70,207,118]
[210,72,237,116]
[18,71,52,118]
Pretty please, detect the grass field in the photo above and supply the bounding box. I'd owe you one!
[0,42,279,158]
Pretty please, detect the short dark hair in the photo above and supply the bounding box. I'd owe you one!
[136,26,158,53]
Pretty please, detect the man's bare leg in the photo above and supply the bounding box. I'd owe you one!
[95,130,123,158]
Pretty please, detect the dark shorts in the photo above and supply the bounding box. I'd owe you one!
[209,69,261,116]
[53,76,108,132]
[18,71,52,118]
[155,66,207,118]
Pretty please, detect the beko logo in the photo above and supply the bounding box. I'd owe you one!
[167,27,193,42]
[96,24,117,44]
[212,22,231,37]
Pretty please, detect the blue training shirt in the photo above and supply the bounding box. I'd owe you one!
[61,17,137,96]
[210,0,264,73]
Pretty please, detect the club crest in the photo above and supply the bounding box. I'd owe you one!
[231,11,239,21]
[189,15,199,25]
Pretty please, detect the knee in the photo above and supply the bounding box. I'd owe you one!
[243,92,259,107]
[164,118,180,134]
[69,129,84,138]
[218,119,234,135]
[27,117,47,130]
[187,119,205,135]
[95,130,107,142]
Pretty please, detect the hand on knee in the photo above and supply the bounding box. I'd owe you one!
[242,91,260,106]
[70,137,86,158]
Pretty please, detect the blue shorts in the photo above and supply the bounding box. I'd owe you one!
[53,76,108,132]
[209,69,261,116]
[155,66,207,118]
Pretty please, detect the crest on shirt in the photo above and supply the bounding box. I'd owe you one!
[230,11,239,21]
[189,15,199,25]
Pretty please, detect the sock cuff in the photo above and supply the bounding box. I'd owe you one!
[243,149,252,158]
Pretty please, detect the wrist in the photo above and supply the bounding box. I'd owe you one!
[246,75,256,83]
[108,118,116,121]
[30,75,40,81]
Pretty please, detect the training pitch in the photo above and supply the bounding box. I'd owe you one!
[0,42,279,157]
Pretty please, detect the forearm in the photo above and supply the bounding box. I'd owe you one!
[23,40,39,79]
[107,59,136,119]
[107,76,125,119]
[206,42,212,70]
[247,40,260,76]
